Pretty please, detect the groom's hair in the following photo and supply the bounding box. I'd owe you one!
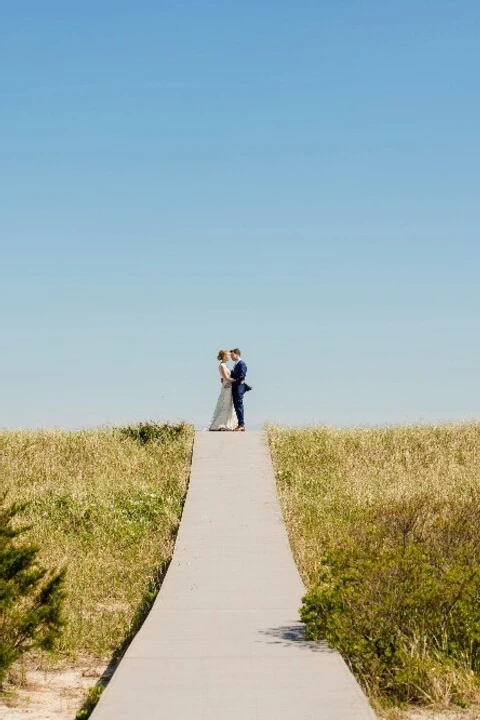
[230,348,241,356]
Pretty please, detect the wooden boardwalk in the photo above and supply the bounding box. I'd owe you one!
[91,432,376,719]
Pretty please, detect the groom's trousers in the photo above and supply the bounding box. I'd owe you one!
[232,384,246,427]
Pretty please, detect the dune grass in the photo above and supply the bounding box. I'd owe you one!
[267,423,480,709]
[0,422,194,664]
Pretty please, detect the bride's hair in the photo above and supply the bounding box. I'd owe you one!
[217,349,229,362]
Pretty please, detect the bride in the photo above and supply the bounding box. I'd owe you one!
[209,349,237,431]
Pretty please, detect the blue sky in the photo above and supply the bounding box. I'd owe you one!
[1,1,479,429]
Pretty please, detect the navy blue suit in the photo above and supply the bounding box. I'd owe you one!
[231,359,247,427]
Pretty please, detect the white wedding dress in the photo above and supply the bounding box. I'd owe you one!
[209,362,237,431]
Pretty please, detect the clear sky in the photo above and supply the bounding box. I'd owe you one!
[1,1,479,430]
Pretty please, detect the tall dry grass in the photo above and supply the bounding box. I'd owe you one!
[0,424,194,662]
[267,423,480,708]
[268,423,480,581]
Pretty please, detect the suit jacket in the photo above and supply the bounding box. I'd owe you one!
[231,360,247,389]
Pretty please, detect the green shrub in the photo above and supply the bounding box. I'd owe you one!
[118,421,190,445]
[75,683,105,720]
[301,492,480,705]
[0,494,66,685]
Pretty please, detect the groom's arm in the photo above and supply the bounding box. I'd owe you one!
[234,361,247,383]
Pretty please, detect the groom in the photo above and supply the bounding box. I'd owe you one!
[229,348,248,432]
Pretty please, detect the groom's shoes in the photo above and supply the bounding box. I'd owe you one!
[234,426,245,432]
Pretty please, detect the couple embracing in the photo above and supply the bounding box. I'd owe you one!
[209,348,251,432]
